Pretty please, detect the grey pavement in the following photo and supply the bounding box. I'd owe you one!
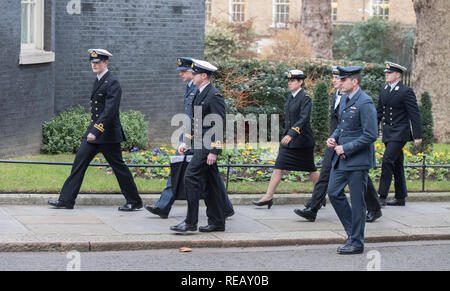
[0,202,450,252]
[1,241,449,271]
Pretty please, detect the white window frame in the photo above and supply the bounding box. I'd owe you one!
[20,0,55,65]
[331,0,338,22]
[229,0,246,23]
[271,0,290,28]
[370,0,390,20]
[205,0,212,23]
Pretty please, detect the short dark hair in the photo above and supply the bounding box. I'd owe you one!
[348,73,362,85]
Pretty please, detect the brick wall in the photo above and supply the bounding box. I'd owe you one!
[54,0,205,143]
[0,0,205,157]
[0,0,55,157]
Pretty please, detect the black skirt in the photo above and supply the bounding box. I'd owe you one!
[274,146,317,172]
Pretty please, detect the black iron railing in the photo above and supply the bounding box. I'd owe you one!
[0,155,449,193]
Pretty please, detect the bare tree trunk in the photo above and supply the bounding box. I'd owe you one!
[299,0,333,60]
[412,0,450,143]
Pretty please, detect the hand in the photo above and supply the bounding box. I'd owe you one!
[281,135,292,145]
[327,138,337,149]
[207,153,217,165]
[178,143,188,155]
[335,145,345,156]
[414,139,423,147]
[87,133,96,142]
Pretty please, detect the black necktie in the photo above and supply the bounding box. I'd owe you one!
[346,95,350,104]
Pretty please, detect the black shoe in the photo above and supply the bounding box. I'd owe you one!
[337,237,352,252]
[225,210,235,219]
[252,199,273,209]
[366,209,382,223]
[118,203,143,212]
[170,221,197,233]
[379,197,387,207]
[48,200,74,209]
[387,198,405,206]
[337,244,364,255]
[145,206,168,219]
[293,207,317,222]
[199,224,225,232]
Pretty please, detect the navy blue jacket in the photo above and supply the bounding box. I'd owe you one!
[330,88,378,171]
[86,71,126,144]
[377,81,422,143]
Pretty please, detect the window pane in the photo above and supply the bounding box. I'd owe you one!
[21,3,29,43]
[21,0,36,45]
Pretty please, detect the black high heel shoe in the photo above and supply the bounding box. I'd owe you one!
[252,199,273,209]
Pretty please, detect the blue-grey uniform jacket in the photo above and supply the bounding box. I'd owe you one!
[330,88,378,171]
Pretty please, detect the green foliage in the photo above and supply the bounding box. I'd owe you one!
[333,19,415,68]
[42,106,90,154]
[410,91,434,154]
[205,24,241,62]
[120,110,149,151]
[42,106,149,154]
[213,58,386,140]
[311,82,330,154]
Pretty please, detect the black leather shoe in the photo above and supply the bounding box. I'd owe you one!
[199,224,225,232]
[48,200,74,209]
[118,203,143,212]
[337,237,351,252]
[379,197,387,207]
[366,209,382,223]
[252,199,273,209]
[170,221,197,233]
[337,244,364,255]
[225,210,235,219]
[387,198,405,206]
[293,207,317,222]
[145,206,168,219]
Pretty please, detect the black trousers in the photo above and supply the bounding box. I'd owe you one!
[378,141,407,199]
[59,140,142,207]
[306,147,381,212]
[184,150,225,226]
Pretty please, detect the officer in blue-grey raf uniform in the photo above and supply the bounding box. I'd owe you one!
[326,66,378,255]
[48,49,143,211]
[145,58,234,219]
[377,62,422,207]
[170,59,227,233]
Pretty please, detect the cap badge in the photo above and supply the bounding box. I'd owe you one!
[91,51,98,58]
[287,73,292,78]
[191,63,195,69]
[386,64,390,69]
[177,59,182,66]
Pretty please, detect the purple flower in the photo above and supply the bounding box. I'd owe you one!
[130,147,139,152]
[132,159,138,163]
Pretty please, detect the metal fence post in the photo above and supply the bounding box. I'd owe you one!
[422,154,426,192]
[226,154,231,193]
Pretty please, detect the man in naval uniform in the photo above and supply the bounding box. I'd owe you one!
[170,60,227,233]
[377,62,422,206]
[48,49,143,211]
[145,58,234,219]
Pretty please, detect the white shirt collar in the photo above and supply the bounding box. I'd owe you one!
[199,82,210,94]
[334,89,342,109]
[97,68,109,81]
[291,88,302,98]
[187,80,194,87]
[389,80,400,91]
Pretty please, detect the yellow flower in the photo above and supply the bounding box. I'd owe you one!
[163,162,168,165]
[141,152,146,155]
[251,155,256,159]
[441,152,445,156]
[268,161,275,164]
[170,150,176,154]
[152,156,159,161]
[257,171,263,175]
[94,157,100,161]
[164,168,170,174]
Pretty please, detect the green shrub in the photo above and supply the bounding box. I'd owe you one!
[214,59,385,140]
[120,110,149,151]
[42,106,149,154]
[409,91,434,154]
[311,82,330,154]
[42,106,90,154]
